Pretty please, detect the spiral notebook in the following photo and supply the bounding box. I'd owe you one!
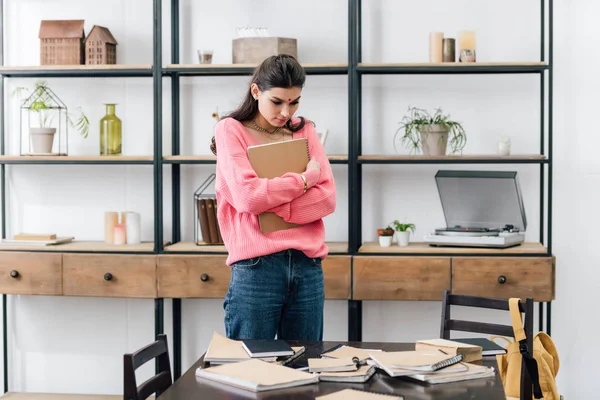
[369,350,463,372]
[247,138,310,234]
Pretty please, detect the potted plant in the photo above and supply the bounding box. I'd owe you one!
[394,106,466,156]
[377,226,394,247]
[13,80,89,154]
[391,220,416,246]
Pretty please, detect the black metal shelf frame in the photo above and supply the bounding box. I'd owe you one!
[0,0,554,389]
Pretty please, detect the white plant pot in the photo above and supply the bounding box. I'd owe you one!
[419,124,449,156]
[378,236,393,247]
[30,127,56,154]
[396,231,411,246]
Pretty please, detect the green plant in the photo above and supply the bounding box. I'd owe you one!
[12,80,90,138]
[377,226,394,236]
[391,220,416,233]
[394,106,466,154]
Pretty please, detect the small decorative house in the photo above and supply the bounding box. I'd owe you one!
[84,25,118,65]
[39,20,85,65]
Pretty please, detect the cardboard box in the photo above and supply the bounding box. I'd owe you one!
[232,37,298,64]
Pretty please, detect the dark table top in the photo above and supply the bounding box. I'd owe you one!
[158,341,506,400]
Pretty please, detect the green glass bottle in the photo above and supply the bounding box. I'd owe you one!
[100,104,122,156]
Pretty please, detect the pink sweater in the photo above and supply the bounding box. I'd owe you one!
[214,117,336,266]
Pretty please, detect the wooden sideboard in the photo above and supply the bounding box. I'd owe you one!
[0,248,555,302]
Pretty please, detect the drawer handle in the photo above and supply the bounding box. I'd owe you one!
[200,273,209,282]
[498,275,507,284]
[104,273,113,281]
[9,270,19,278]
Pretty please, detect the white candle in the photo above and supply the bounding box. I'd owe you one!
[104,212,118,244]
[429,32,443,63]
[125,212,141,245]
[120,211,133,224]
[459,30,476,53]
[114,224,126,245]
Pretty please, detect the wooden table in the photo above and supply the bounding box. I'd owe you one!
[157,341,507,399]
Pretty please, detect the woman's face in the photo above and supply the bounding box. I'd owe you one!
[251,84,302,128]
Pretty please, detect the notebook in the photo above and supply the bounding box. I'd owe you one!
[195,358,318,392]
[316,388,404,400]
[369,350,463,372]
[407,362,496,384]
[317,364,377,383]
[308,357,358,373]
[204,332,277,364]
[242,339,294,358]
[415,338,482,362]
[247,138,310,234]
[450,338,507,355]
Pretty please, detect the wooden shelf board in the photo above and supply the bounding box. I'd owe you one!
[166,63,347,69]
[359,62,548,67]
[0,241,155,252]
[0,155,153,162]
[0,64,152,71]
[359,154,546,161]
[164,241,348,254]
[358,242,547,254]
[163,154,348,162]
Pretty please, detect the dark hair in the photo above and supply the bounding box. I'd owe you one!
[210,54,307,155]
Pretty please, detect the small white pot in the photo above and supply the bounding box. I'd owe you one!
[396,231,411,246]
[378,236,393,247]
[30,127,56,154]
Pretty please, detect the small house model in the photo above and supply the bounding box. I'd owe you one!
[39,20,85,65]
[84,25,118,65]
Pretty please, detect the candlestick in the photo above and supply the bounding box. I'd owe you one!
[429,32,443,63]
[442,38,456,62]
[104,212,118,244]
[114,224,126,245]
[459,30,476,61]
[120,211,133,224]
[125,212,141,245]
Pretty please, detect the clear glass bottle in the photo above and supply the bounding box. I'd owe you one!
[100,104,122,156]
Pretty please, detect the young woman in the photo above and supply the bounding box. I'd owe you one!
[210,55,336,341]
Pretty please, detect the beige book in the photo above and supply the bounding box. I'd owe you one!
[195,358,318,392]
[316,388,404,400]
[415,338,482,362]
[368,350,462,372]
[308,357,358,373]
[321,345,382,362]
[318,364,377,383]
[408,362,495,384]
[13,233,56,240]
[369,352,468,377]
[204,332,277,364]
[247,138,309,234]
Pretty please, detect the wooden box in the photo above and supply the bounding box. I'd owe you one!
[232,37,298,64]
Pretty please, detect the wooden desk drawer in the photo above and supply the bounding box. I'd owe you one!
[158,255,230,298]
[0,252,62,295]
[451,257,555,301]
[353,257,451,300]
[323,256,351,300]
[63,254,157,298]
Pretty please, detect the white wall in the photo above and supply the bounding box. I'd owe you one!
[0,0,593,397]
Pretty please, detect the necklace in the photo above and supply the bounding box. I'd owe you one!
[250,119,282,135]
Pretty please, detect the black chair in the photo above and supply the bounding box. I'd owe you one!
[124,334,173,400]
[440,290,534,400]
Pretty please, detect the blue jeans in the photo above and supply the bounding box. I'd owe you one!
[223,249,324,341]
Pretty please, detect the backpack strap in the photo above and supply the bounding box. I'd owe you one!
[508,298,544,399]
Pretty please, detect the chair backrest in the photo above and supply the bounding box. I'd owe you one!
[124,333,173,400]
[440,290,534,400]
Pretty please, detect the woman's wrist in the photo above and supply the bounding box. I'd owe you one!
[300,173,308,193]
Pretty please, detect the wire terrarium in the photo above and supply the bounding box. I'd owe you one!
[193,173,224,245]
[15,81,89,156]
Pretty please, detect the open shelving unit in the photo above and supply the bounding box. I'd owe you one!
[0,0,554,390]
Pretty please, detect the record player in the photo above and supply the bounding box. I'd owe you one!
[424,170,527,248]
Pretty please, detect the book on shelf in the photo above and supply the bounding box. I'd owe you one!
[197,197,223,244]
[242,339,294,358]
[247,138,310,234]
[195,358,319,392]
[450,337,507,356]
[415,338,483,362]
[316,388,404,400]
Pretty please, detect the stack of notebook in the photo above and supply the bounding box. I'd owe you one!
[204,332,302,364]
